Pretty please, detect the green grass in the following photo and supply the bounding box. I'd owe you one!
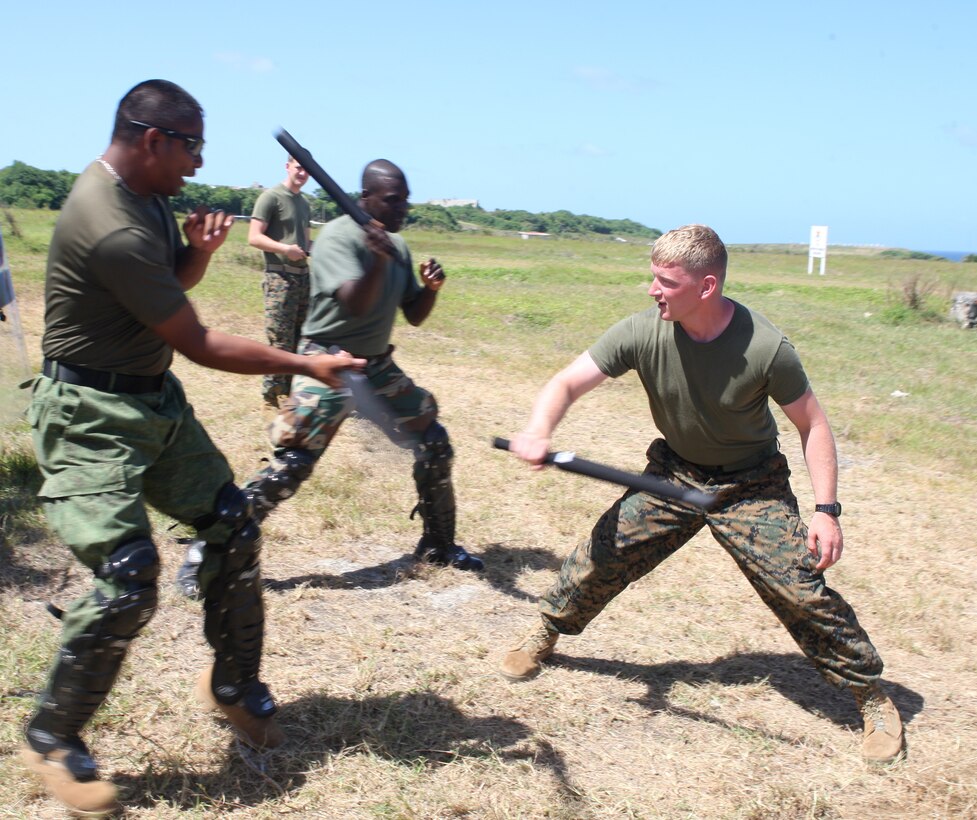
[5,207,976,478]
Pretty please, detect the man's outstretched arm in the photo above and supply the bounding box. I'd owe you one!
[510,351,609,468]
[153,302,363,387]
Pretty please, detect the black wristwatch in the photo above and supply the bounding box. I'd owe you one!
[814,502,842,517]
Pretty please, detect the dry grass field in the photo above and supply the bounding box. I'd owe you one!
[2,216,976,818]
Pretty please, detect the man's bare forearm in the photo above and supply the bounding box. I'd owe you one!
[403,287,437,326]
[174,246,214,291]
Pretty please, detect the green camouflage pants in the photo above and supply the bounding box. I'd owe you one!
[540,439,883,691]
[262,269,310,403]
[29,373,235,642]
[258,340,437,472]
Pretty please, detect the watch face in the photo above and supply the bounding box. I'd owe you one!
[817,503,842,516]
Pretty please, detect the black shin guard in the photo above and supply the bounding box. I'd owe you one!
[27,538,159,761]
[412,421,456,547]
[411,423,483,571]
[200,483,275,717]
[244,448,316,522]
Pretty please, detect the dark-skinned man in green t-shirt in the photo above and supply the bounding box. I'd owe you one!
[499,224,904,766]
[19,79,364,817]
[175,159,484,594]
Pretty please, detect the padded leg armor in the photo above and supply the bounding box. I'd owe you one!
[25,538,159,779]
[244,447,317,523]
[175,450,317,600]
[411,422,484,571]
[197,483,276,724]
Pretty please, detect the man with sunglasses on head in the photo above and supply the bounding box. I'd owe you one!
[20,79,364,816]
[249,155,313,408]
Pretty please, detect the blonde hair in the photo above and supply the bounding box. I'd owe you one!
[651,224,727,281]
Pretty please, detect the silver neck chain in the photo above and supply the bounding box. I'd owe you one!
[97,156,122,183]
[97,156,140,196]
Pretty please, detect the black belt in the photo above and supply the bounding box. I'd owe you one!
[42,359,166,394]
[694,441,779,474]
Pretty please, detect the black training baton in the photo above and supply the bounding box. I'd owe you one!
[493,437,717,510]
[274,128,372,226]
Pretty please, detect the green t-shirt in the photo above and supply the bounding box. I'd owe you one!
[42,162,188,375]
[251,183,310,269]
[304,215,423,357]
[588,301,809,466]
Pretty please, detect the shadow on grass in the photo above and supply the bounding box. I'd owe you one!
[262,553,417,592]
[477,541,564,602]
[554,650,923,732]
[262,541,564,602]
[115,690,583,814]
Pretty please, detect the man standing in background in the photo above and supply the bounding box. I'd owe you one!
[250,156,312,407]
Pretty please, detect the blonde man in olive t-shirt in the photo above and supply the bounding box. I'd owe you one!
[499,224,904,766]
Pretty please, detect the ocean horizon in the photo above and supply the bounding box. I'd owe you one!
[918,250,972,262]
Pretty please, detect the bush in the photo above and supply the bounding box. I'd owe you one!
[879,249,946,261]
[405,204,460,231]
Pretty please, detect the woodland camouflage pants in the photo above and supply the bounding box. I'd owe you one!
[540,439,883,691]
[258,341,437,468]
[262,269,310,403]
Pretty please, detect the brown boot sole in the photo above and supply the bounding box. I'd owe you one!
[195,669,285,749]
[20,746,119,817]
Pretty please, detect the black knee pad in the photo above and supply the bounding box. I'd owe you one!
[413,422,453,483]
[94,536,160,639]
[194,481,253,534]
[245,448,317,519]
[414,421,452,460]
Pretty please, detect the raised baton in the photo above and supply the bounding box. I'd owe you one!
[492,437,717,510]
[274,128,372,226]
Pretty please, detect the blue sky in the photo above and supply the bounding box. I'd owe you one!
[2,1,974,251]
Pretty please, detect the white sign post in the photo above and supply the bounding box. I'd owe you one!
[808,225,828,275]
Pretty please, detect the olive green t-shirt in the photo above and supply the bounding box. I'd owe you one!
[42,162,188,375]
[251,183,310,269]
[588,301,810,466]
[304,215,423,357]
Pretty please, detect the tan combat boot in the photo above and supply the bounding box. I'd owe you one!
[854,685,905,764]
[195,667,285,749]
[20,742,119,817]
[499,620,559,681]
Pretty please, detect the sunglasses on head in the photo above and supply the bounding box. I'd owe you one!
[129,119,205,158]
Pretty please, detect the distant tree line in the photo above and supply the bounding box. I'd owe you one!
[436,204,660,239]
[0,162,78,209]
[0,160,661,239]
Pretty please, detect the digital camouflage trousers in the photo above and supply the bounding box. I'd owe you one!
[262,269,310,404]
[540,438,883,691]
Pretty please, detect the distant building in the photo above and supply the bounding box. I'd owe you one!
[427,198,479,208]
[519,231,552,240]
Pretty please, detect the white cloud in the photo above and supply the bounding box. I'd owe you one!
[214,52,275,73]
